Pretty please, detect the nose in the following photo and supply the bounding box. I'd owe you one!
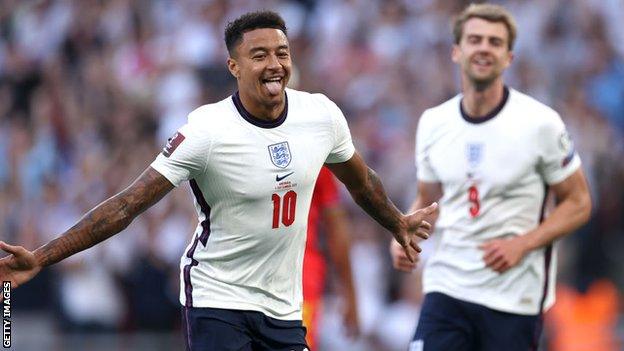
[477,40,494,53]
[266,53,281,70]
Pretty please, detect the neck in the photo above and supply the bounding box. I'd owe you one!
[238,90,285,121]
[461,78,505,118]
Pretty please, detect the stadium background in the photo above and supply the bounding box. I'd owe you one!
[1,0,623,350]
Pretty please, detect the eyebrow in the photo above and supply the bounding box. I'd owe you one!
[249,44,289,54]
[467,34,505,41]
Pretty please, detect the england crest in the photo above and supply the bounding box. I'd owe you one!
[268,141,292,168]
[466,143,484,168]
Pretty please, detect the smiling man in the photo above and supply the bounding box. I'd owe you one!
[0,10,438,351]
[390,4,591,351]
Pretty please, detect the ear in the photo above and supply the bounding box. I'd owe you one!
[451,44,461,63]
[503,51,514,69]
[227,57,240,79]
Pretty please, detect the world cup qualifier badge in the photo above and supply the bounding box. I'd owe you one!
[268,141,292,168]
[162,131,186,157]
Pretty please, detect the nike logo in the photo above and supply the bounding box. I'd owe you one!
[275,171,294,182]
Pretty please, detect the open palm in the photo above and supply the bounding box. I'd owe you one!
[395,202,438,262]
[0,241,41,289]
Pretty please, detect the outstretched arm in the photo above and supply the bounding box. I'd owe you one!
[0,166,174,288]
[326,152,437,262]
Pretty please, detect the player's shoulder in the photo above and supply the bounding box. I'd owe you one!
[508,88,568,141]
[419,93,462,126]
[508,88,560,123]
[185,95,237,128]
[287,88,337,111]
[286,88,344,126]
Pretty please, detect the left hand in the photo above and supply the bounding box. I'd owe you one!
[479,236,529,273]
[395,202,438,263]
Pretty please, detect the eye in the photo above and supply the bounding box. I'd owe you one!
[468,36,480,44]
[278,52,289,59]
[489,38,503,47]
[252,54,266,61]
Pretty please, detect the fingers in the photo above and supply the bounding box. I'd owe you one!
[390,240,418,272]
[409,240,422,254]
[415,228,430,240]
[480,242,510,273]
[419,220,432,231]
[421,202,438,215]
[481,246,497,264]
[401,242,414,263]
[483,252,502,268]
[486,255,508,273]
[491,261,509,273]
[0,241,26,256]
[395,252,417,272]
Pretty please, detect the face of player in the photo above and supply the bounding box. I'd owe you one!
[227,28,291,112]
[452,18,513,89]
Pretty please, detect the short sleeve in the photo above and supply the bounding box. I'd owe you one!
[538,113,581,185]
[322,96,356,163]
[416,111,439,182]
[150,122,210,187]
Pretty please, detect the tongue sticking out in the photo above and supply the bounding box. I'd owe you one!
[264,81,282,95]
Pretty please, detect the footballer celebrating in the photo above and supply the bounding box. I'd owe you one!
[0,11,437,350]
[391,3,591,351]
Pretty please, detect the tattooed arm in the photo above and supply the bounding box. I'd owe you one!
[0,167,174,288]
[326,152,438,262]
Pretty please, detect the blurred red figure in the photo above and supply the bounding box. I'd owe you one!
[547,281,620,351]
[303,166,359,349]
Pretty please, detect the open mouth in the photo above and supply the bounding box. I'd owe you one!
[472,57,493,69]
[262,77,283,95]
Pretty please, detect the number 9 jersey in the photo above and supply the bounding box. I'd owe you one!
[150,88,355,321]
[416,87,581,315]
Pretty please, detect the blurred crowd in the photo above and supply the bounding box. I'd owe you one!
[1,0,623,350]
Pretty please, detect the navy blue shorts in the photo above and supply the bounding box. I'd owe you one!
[411,292,542,351]
[182,307,309,351]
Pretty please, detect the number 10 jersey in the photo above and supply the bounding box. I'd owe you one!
[151,88,355,320]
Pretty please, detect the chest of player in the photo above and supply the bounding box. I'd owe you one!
[427,118,539,189]
[201,121,334,201]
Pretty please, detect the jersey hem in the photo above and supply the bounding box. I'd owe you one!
[181,299,302,321]
[423,286,552,316]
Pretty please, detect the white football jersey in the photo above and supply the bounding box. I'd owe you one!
[416,87,580,315]
[151,88,355,320]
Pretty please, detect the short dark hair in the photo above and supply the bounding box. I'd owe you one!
[224,10,288,56]
[452,3,517,51]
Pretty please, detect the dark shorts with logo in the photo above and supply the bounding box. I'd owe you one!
[182,307,309,351]
[411,292,542,351]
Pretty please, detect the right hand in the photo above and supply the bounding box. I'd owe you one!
[390,239,418,272]
[0,241,41,290]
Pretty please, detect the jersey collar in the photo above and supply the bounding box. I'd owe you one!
[460,86,510,124]
[232,91,288,129]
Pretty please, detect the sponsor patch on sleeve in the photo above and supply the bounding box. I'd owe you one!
[162,131,185,157]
